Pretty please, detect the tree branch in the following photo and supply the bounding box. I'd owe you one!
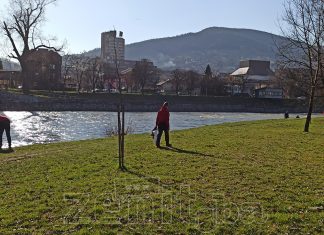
[2,21,21,60]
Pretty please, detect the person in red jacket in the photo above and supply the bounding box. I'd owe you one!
[155,101,171,148]
[0,114,12,150]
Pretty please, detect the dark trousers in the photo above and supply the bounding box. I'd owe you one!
[0,120,11,148]
[157,124,169,146]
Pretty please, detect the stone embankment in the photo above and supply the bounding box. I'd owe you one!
[0,91,322,113]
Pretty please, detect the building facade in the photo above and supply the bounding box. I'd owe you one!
[25,48,62,90]
[230,60,275,95]
[0,70,21,89]
[254,87,283,99]
[101,30,125,62]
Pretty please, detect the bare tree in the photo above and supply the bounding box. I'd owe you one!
[132,59,157,94]
[61,53,73,93]
[124,71,135,93]
[277,0,324,132]
[171,69,185,95]
[70,55,88,93]
[101,62,116,91]
[2,0,61,93]
[275,67,310,98]
[185,70,200,96]
[86,57,101,93]
[210,74,226,96]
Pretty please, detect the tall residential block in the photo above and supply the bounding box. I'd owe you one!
[101,30,125,62]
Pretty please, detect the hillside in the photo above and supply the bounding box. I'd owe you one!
[0,118,323,233]
[86,27,285,72]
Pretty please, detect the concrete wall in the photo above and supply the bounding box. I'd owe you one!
[1,91,323,113]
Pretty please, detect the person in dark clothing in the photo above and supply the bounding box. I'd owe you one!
[284,111,289,119]
[0,115,12,150]
[155,102,171,148]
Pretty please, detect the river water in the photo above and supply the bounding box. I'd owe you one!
[0,111,306,147]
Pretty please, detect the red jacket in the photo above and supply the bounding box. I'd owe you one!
[156,104,170,129]
[0,115,9,122]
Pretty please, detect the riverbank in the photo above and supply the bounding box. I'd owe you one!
[1,90,323,112]
[0,119,323,234]
[4,111,289,147]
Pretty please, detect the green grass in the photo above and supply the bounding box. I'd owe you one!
[0,118,323,234]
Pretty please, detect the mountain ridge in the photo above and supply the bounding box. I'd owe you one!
[85,27,284,72]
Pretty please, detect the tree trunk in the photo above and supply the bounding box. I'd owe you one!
[92,76,96,93]
[62,78,66,94]
[121,105,125,168]
[20,61,30,94]
[304,85,316,132]
[117,104,122,169]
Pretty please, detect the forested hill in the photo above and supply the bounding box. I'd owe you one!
[85,27,285,72]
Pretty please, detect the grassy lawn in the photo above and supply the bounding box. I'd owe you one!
[0,118,323,234]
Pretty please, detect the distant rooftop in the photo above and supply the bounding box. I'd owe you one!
[231,67,249,76]
[231,60,274,78]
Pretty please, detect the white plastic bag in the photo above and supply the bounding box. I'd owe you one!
[152,130,158,145]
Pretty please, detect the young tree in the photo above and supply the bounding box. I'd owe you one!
[111,34,126,170]
[2,0,61,93]
[277,0,324,132]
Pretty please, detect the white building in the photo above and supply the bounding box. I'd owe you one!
[230,60,275,95]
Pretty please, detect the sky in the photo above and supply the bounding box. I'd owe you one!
[1,0,286,56]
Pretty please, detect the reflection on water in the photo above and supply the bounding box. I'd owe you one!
[0,111,307,147]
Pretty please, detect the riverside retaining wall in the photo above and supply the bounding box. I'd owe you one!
[0,91,323,113]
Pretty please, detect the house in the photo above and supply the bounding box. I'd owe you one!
[24,48,62,90]
[254,87,283,99]
[156,77,201,96]
[156,79,174,93]
[230,60,275,95]
[103,67,131,92]
[0,70,21,89]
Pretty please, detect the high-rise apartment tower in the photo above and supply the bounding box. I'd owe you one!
[101,30,125,62]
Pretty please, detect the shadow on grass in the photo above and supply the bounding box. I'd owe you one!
[0,148,14,154]
[120,146,214,188]
[123,167,180,190]
[159,146,214,157]
[124,167,160,185]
